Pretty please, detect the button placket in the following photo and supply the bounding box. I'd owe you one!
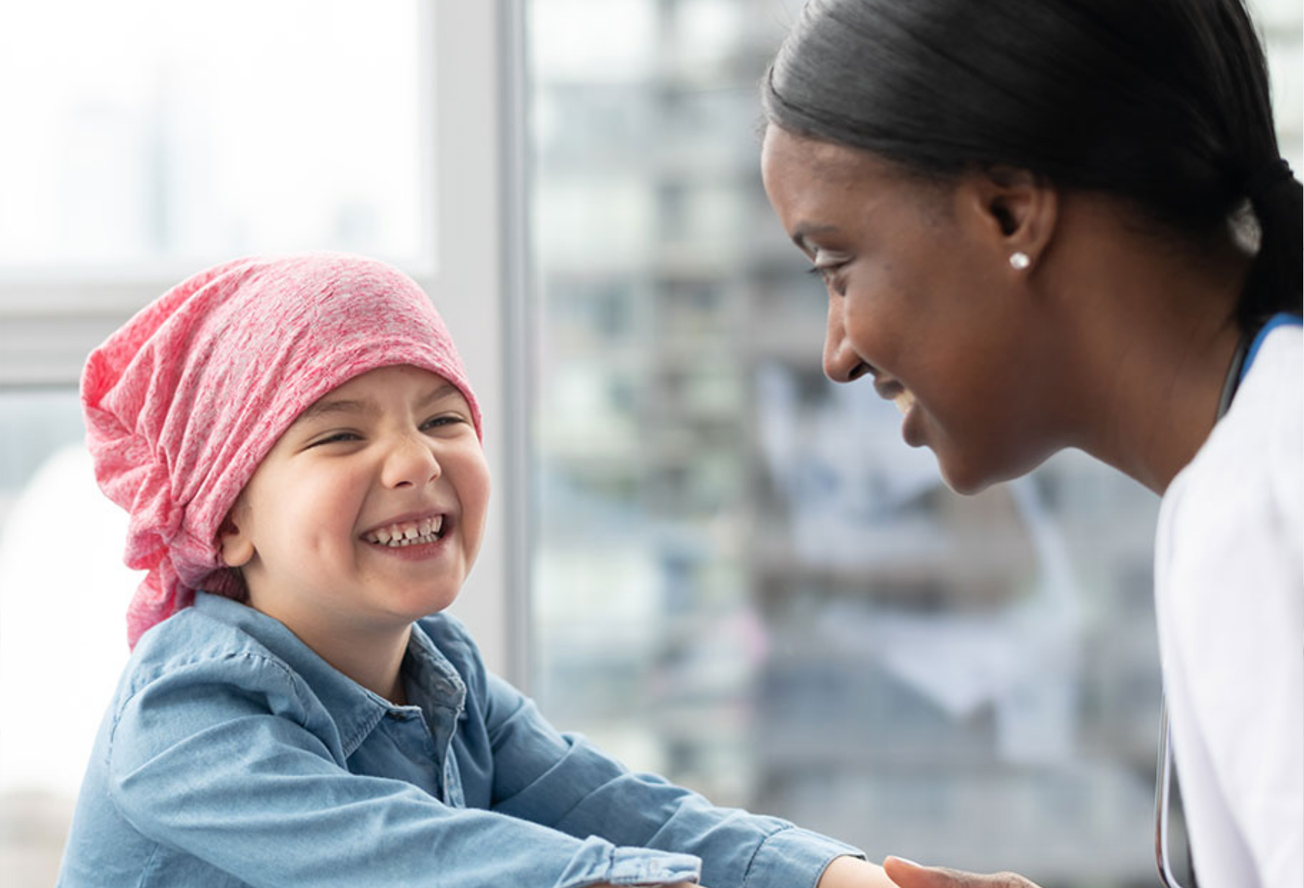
[443,752,465,807]
[381,705,446,798]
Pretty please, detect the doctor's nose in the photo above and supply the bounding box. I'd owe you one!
[381,432,442,489]
[822,298,866,384]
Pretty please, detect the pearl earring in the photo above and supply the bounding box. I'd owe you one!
[1009,252,1031,270]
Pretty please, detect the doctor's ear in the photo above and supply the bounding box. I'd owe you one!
[218,506,255,568]
[957,165,1058,263]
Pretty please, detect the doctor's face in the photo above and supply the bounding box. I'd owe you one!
[760,125,1060,493]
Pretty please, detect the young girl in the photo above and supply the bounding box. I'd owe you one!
[56,254,891,888]
[759,1,1300,887]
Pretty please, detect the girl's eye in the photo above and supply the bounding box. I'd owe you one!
[309,432,361,448]
[421,415,465,431]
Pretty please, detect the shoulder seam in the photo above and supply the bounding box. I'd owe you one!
[108,650,313,756]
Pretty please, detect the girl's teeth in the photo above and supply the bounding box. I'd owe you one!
[894,390,916,415]
[367,517,446,547]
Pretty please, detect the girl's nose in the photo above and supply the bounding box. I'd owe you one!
[381,432,442,489]
[822,297,862,383]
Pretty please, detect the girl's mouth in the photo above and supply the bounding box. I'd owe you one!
[361,515,448,548]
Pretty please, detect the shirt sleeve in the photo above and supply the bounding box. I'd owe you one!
[480,669,864,888]
[106,650,699,888]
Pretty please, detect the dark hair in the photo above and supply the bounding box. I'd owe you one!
[762,0,1302,328]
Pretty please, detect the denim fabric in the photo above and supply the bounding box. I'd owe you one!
[58,593,861,887]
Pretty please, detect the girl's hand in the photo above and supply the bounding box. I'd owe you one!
[817,855,900,887]
[882,857,1043,888]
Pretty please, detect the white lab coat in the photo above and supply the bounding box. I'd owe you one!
[1154,323,1303,888]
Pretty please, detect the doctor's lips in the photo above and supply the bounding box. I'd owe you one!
[360,512,449,548]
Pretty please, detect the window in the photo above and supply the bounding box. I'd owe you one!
[0,4,510,884]
[0,1,423,271]
[0,0,426,387]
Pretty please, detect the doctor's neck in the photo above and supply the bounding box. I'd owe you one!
[1054,207,1250,495]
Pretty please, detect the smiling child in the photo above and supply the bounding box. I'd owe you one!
[56,254,892,888]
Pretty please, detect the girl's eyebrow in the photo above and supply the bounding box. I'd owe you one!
[297,398,373,422]
[296,383,460,424]
[418,383,460,407]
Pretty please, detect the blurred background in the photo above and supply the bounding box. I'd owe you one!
[0,2,1299,886]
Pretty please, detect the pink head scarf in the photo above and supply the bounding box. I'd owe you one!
[82,253,482,648]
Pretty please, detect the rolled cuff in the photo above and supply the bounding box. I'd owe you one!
[557,836,702,887]
[744,827,865,888]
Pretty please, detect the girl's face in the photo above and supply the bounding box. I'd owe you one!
[760,125,1065,493]
[220,364,490,641]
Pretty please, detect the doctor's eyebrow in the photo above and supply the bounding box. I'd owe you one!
[790,223,841,253]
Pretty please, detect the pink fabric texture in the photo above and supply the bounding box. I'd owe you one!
[82,253,482,649]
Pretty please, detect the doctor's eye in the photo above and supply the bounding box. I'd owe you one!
[807,263,848,295]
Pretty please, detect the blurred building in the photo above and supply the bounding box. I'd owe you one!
[527,1,1300,884]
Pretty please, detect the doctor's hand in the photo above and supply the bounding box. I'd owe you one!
[882,857,1043,888]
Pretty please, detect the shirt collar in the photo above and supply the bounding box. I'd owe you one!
[193,592,467,755]
[1240,312,1303,385]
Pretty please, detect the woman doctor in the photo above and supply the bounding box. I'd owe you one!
[758,1,1301,887]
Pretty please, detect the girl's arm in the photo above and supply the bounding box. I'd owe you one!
[102,653,699,888]
[476,666,866,888]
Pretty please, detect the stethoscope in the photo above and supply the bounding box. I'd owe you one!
[1155,697,1189,888]
[1153,312,1302,888]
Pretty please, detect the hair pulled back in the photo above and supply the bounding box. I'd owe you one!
[763,0,1302,328]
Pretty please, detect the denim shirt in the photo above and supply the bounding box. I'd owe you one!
[58,593,861,887]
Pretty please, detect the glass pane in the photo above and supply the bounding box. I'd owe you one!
[526,1,1300,885]
[0,0,422,270]
[0,390,139,884]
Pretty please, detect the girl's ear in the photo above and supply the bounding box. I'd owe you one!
[218,507,255,568]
